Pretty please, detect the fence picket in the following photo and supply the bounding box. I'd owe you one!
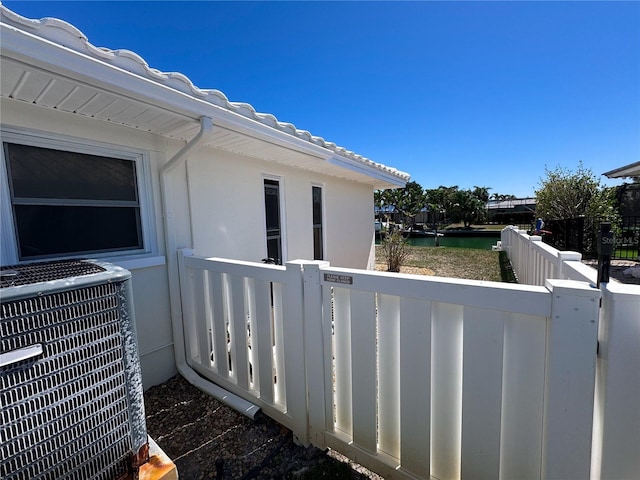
[377,294,400,459]
[461,307,505,479]
[180,264,199,364]
[272,282,285,406]
[350,289,377,454]
[431,302,463,480]
[254,278,274,403]
[322,285,335,435]
[210,270,228,377]
[333,287,352,437]
[246,277,257,389]
[229,275,250,389]
[500,313,545,479]
[193,269,211,368]
[399,297,431,478]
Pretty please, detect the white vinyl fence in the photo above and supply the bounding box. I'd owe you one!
[175,247,635,480]
[501,226,640,480]
[500,226,597,285]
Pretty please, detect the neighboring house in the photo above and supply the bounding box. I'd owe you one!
[0,6,409,388]
[604,161,640,217]
[486,197,536,225]
[604,162,640,260]
[603,161,640,180]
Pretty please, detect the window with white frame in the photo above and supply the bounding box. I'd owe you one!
[264,179,283,264]
[312,185,324,260]
[1,131,153,263]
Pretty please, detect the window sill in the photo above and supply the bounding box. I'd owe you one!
[107,255,166,271]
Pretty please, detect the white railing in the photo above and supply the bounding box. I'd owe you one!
[502,226,640,480]
[177,249,629,479]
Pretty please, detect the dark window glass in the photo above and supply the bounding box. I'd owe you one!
[313,186,322,225]
[312,186,323,260]
[264,185,281,232]
[6,143,138,201]
[4,142,143,260]
[313,226,323,260]
[14,205,142,258]
[264,179,282,264]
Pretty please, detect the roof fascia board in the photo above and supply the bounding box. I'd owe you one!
[327,156,407,188]
[1,24,375,169]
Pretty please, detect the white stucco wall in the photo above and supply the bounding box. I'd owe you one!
[188,147,376,268]
[1,99,177,389]
[1,97,378,391]
[324,180,376,268]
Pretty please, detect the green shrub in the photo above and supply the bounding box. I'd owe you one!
[381,231,410,272]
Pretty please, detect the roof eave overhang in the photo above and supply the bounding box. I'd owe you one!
[327,156,406,189]
[603,161,640,179]
[1,20,408,189]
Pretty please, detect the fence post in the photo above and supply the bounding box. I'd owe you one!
[283,261,309,446]
[593,282,640,480]
[300,261,331,448]
[529,235,543,285]
[501,226,513,256]
[508,228,522,278]
[518,229,530,283]
[542,279,600,479]
[557,251,582,280]
[177,248,195,364]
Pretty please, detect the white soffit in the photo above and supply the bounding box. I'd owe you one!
[0,6,409,188]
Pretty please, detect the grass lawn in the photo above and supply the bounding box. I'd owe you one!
[377,245,504,282]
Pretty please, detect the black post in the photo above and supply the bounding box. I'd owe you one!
[597,222,614,287]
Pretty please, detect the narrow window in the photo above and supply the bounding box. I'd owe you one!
[264,179,282,264]
[4,143,143,260]
[312,185,324,260]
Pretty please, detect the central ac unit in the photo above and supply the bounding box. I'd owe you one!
[0,260,148,480]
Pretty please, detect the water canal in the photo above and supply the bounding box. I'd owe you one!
[376,234,499,250]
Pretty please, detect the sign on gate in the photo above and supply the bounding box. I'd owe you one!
[324,273,354,285]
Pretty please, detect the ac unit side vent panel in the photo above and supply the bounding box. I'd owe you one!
[0,261,147,480]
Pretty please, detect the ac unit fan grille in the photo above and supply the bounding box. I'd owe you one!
[1,282,134,480]
[0,260,106,288]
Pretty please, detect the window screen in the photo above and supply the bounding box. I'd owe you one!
[4,143,143,260]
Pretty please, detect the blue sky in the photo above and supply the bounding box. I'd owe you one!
[4,1,639,197]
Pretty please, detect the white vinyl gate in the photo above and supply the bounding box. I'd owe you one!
[177,244,638,480]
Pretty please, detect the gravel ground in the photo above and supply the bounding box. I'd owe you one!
[582,259,640,285]
[144,375,383,480]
